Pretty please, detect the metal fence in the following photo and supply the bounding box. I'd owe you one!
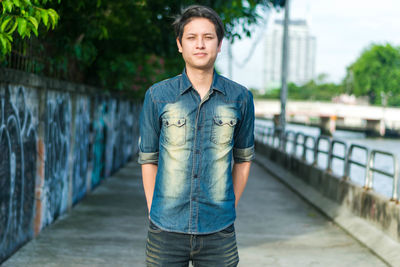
[1,38,68,80]
[255,120,399,202]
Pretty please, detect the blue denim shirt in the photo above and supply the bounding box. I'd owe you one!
[138,69,254,234]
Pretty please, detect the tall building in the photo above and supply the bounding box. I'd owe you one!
[263,19,316,91]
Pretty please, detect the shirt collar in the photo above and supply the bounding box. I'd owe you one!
[180,68,226,96]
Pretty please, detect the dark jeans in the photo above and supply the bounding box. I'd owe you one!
[145,221,239,267]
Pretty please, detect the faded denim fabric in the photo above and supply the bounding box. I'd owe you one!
[138,69,254,234]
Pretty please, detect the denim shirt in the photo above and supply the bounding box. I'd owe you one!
[138,69,255,234]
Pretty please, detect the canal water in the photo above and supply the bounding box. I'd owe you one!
[256,119,400,199]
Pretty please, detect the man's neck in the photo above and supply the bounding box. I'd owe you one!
[186,66,214,98]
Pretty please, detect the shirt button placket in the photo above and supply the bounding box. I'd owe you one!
[192,122,202,232]
[191,95,209,233]
[192,146,200,231]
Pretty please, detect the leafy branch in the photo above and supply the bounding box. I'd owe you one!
[0,0,60,54]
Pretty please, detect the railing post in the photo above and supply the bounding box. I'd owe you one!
[327,139,334,173]
[302,135,309,162]
[343,145,352,180]
[391,156,399,202]
[313,137,319,166]
[365,152,373,189]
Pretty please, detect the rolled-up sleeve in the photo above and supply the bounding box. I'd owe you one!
[233,90,255,162]
[138,88,160,165]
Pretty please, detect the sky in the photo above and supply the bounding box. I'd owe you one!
[215,0,400,90]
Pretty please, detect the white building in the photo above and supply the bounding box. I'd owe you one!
[263,19,316,91]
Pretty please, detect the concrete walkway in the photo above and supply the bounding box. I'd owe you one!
[3,160,387,267]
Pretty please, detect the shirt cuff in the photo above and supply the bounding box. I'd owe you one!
[233,145,255,162]
[138,151,159,165]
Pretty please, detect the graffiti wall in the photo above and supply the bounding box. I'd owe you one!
[43,91,71,226]
[104,99,116,178]
[91,97,107,188]
[0,85,38,262]
[0,70,140,263]
[91,98,140,186]
[72,96,90,204]
[112,100,134,171]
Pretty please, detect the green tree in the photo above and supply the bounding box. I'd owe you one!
[0,0,59,54]
[29,0,282,97]
[254,75,344,102]
[1,1,284,97]
[287,80,343,101]
[344,43,400,106]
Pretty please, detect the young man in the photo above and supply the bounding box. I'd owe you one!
[138,5,254,267]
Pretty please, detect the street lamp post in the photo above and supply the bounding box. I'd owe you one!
[279,0,290,148]
[228,41,233,79]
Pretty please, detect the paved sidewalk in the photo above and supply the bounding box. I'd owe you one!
[3,160,387,266]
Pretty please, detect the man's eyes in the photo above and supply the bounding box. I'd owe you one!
[186,36,214,40]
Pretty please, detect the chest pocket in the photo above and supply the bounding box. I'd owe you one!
[162,117,186,146]
[211,117,237,145]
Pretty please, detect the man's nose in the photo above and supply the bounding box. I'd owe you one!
[196,37,205,49]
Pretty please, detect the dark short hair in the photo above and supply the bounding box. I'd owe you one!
[172,5,225,45]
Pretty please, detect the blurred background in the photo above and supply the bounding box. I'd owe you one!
[217,0,400,106]
[1,0,399,197]
[1,1,400,264]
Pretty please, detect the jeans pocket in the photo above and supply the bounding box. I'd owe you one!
[148,221,163,234]
[216,224,235,238]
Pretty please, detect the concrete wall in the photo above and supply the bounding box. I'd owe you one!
[255,141,400,243]
[0,68,141,263]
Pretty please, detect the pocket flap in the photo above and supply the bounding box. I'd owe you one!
[164,118,186,127]
[213,117,237,127]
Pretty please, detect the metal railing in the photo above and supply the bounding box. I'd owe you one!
[344,144,369,180]
[1,38,71,81]
[303,135,316,164]
[328,139,347,175]
[254,120,399,202]
[366,150,399,201]
[313,136,331,168]
[294,132,306,159]
[283,130,296,154]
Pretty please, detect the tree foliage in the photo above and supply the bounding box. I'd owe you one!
[253,74,345,101]
[344,43,400,106]
[0,0,59,54]
[1,0,282,98]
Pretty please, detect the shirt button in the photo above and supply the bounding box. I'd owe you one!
[195,149,200,154]
[194,174,198,178]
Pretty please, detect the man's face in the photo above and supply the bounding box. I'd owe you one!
[177,17,222,71]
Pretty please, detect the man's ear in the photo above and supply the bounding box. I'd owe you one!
[176,38,183,53]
